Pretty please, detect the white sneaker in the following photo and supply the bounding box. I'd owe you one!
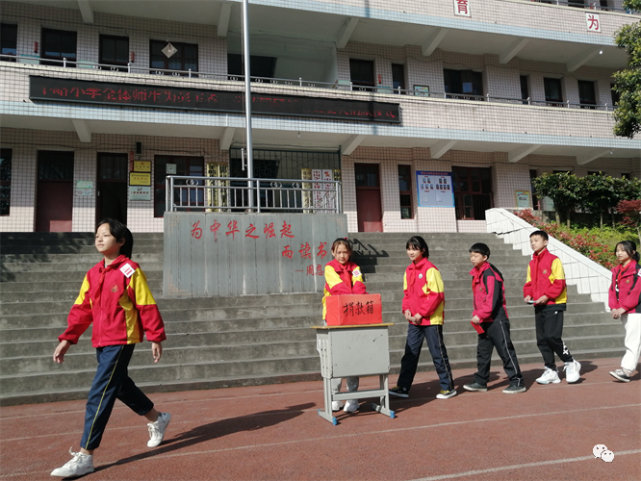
[331,400,344,411]
[564,360,581,383]
[535,368,561,385]
[343,400,359,413]
[51,448,94,477]
[147,412,171,447]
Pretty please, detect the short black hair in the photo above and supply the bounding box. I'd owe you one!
[96,218,134,259]
[530,230,549,241]
[469,242,490,258]
[406,236,429,258]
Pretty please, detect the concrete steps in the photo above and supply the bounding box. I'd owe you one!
[0,231,623,405]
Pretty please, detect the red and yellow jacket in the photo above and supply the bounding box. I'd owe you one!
[402,257,444,326]
[470,262,508,323]
[608,260,641,314]
[523,247,567,307]
[59,255,166,347]
[322,259,367,320]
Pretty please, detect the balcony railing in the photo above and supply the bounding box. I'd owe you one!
[165,176,342,214]
[525,0,638,13]
[1,54,618,112]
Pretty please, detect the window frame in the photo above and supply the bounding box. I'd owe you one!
[41,28,77,67]
[543,77,563,106]
[398,164,413,219]
[578,80,597,109]
[452,166,493,220]
[149,40,198,76]
[444,69,484,100]
[1,23,17,62]
[0,148,12,216]
[349,59,375,91]
[99,34,129,71]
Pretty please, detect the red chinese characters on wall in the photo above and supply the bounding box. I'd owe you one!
[454,0,470,17]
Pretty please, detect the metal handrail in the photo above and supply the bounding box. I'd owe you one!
[1,53,618,111]
[165,175,342,214]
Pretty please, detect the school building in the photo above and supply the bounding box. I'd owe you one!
[1,0,640,234]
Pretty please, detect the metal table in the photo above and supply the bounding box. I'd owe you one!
[312,323,395,425]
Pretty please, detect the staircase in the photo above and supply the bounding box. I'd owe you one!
[0,231,622,405]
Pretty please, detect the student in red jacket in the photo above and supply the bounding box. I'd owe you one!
[389,236,456,400]
[608,241,641,383]
[524,230,581,385]
[322,238,367,413]
[51,219,170,478]
[463,243,525,394]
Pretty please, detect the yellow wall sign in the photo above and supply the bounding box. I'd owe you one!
[129,172,151,186]
[133,161,151,172]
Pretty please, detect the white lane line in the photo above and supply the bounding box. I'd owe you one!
[408,449,641,481]
[1,402,639,443]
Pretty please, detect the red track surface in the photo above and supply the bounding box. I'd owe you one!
[1,357,639,481]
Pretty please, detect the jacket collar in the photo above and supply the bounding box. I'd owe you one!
[469,261,489,280]
[409,256,429,271]
[533,247,549,260]
[99,254,128,272]
[328,259,354,273]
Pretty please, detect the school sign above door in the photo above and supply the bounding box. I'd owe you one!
[29,76,400,123]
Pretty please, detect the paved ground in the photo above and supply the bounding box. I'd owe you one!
[1,357,640,481]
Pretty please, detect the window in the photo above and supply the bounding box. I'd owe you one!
[452,166,492,220]
[99,35,129,71]
[1,23,17,62]
[611,83,620,108]
[621,173,630,179]
[227,54,276,80]
[544,77,563,106]
[350,59,375,91]
[568,0,585,7]
[520,75,529,104]
[529,170,539,210]
[150,40,198,76]
[578,80,596,109]
[443,69,483,100]
[154,155,204,217]
[0,149,11,216]
[41,28,76,67]
[392,64,405,93]
[398,165,413,219]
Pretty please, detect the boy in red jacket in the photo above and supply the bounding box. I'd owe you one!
[524,230,581,385]
[463,243,525,394]
[51,219,170,477]
[389,236,456,400]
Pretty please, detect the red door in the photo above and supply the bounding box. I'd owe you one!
[355,163,383,232]
[36,151,74,232]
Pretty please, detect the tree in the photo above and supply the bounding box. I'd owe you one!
[532,172,582,227]
[617,200,641,245]
[581,174,618,227]
[612,0,641,138]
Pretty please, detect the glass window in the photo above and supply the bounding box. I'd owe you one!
[150,40,198,76]
[444,69,483,100]
[544,77,563,106]
[398,165,413,219]
[520,75,529,104]
[392,64,405,93]
[610,83,620,108]
[452,166,492,220]
[227,54,276,79]
[100,35,129,71]
[1,23,17,62]
[355,163,380,188]
[578,80,596,109]
[0,148,11,216]
[350,59,375,90]
[41,28,77,67]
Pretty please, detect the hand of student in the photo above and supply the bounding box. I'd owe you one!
[53,340,71,364]
[404,310,413,321]
[534,295,549,305]
[471,315,481,325]
[151,342,163,363]
[411,314,422,325]
[524,295,532,303]
[611,308,626,319]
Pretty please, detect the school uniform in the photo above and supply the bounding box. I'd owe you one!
[396,257,454,392]
[471,262,523,387]
[523,247,574,369]
[59,254,166,450]
[608,260,641,373]
[322,259,367,399]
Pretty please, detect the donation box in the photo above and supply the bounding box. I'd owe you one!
[325,294,382,326]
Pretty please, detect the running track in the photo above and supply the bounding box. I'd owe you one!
[1,357,639,481]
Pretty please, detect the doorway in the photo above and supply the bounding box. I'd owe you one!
[97,153,128,224]
[36,151,74,232]
[355,163,383,232]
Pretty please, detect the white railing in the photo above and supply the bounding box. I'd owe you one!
[0,54,618,111]
[165,176,342,214]
[485,208,611,308]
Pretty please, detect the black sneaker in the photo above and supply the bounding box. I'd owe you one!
[463,382,488,392]
[502,384,527,394]
[389,385,410,398]
[610,369,631,383]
